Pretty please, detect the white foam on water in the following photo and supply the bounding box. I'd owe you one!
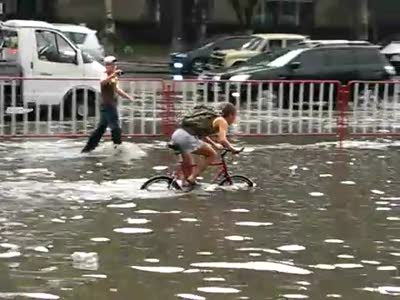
[113,228,153,234]
[197,287,241,294]
[324,239,344,244]
[296,281,311,286]
[310,264,336,270]
[282,294,309,299]
[225,235,253,241]
[176,294,205,300]
[337,254,354,259]
[341,181,356,185]
[51,218,65,224]
[87,142,147,161]
[203,277,226,282]
[144,258,159,263]
[183,269,202,274]
[320,174,333,178]
[0,243,20,249]
[126,218,150,225]
[277,245,306,252]
[375,201,389,205]
[249,253,262,257]
[153,166,168,171]
[381,197,400,201]
[90,237,110,242]
[33,246,49,253]
[376,207,391,211]
[362,286,400,296]
[326,294,342,298]
[371,189,385,195]
[390,253,400,257]
[334,263,363,269]
[131,266,184,273]
[0,251,21,258]
[135,209,160,214]
[237,248,281,254]
[82,274,107,279]
[191,261,312,275]
[361,260,380,265]
[387,217,400,221]
[230,209,250,213]
[40,266,58,273]
[309,192,324,197]
[235,221,273,227]
[71,252,99,271]
[107,203,136,209]
[377,266,397,271]
[196,252,213,256]
[70,215,84,220]
[16,169,55,178]
[180,218,199,223]
[0,293,60,299]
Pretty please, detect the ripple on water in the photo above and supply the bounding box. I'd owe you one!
[191,261,312,275]
[309,192,324,197]
[235,221,273,227]
[126,218,151,225]
[90,237,110,243]
[277,245,306,252]
[225,235,253,241]
[131,266,184,273]
[176,294,205,300]
[0,293,60,299]
[113,228,153,234]
[197,287,241,294]
[282,294,309,299]
[0,251,21,258]
[107,203,136,209]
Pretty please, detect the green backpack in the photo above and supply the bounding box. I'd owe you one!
[181,105,220,137]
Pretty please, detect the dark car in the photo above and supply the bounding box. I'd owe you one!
[219,44,394,107]
[169,35,253,76]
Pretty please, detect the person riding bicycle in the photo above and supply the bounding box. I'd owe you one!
[170,102,240,186]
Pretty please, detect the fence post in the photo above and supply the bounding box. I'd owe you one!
[337,84,350,147]
[161,81,177,136]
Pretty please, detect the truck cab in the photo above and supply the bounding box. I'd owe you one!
[0,20,105,118]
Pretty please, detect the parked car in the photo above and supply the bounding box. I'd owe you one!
[213,44,394,107]
[53,23,105,62]
[381,41,400,74]
[169,35,253,75]
[206,33,307,70]
[0,20,105,118]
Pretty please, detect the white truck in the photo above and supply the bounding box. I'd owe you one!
[0,20,105,118]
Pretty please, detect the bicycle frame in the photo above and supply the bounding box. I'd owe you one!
[169,151,233,185]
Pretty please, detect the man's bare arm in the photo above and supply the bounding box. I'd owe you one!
[215,118,236,152]
[116,87,134,101]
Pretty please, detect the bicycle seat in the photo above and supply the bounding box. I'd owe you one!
[167,143,182,155]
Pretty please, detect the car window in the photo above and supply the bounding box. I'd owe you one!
[64,32,87,45]
[296,50,324,66]
[325,49,355,66]
[267,48,306,67]
[35,30,77,64]
[217,37,252,50]
[0,29,18,61]
[356,48,387,65]
[286,39,304,47]
[243,38,263,51]
[269,39,283,51]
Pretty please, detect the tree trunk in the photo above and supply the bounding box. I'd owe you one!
[358,0,369,40]
[171,0,183,52]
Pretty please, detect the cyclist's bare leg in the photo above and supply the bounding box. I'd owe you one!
[188,143,217,184]
[181,152,194,180]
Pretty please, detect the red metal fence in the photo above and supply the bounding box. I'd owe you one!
[0,77,400,140]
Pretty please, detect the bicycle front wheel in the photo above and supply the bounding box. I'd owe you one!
[140,176,181,191]
[219,175,254,188]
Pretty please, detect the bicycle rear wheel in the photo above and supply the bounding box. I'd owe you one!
[219,175,254,188]
[140,176,181,191]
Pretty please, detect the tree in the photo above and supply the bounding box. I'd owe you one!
[229,0,260,28]
[104,0,116,54]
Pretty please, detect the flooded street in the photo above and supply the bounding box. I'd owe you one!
[0,138,399,299]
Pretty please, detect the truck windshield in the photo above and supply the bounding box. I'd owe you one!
[242,38,263,51]
[0,29,19,61]
[267,48,306,68]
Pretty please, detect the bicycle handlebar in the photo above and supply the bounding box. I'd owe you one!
[221,147,245,158]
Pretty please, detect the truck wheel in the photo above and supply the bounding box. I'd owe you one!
[63,90,96,120]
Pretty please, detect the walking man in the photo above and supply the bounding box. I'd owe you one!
[82,56,134,153]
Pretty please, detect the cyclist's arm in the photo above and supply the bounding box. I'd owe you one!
[204,136,223,150]
[215,118,236,152]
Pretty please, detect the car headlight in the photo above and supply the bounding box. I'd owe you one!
[229,74,250,82]
[174,62,184,69]
[385,65,396,76]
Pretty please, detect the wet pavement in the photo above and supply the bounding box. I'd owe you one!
[0,138,399,299]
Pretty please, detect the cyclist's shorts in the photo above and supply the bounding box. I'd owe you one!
[171,128,204,153]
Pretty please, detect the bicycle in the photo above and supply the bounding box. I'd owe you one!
[140,144,254,191]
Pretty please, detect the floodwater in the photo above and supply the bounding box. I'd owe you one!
[0,137,399,300]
